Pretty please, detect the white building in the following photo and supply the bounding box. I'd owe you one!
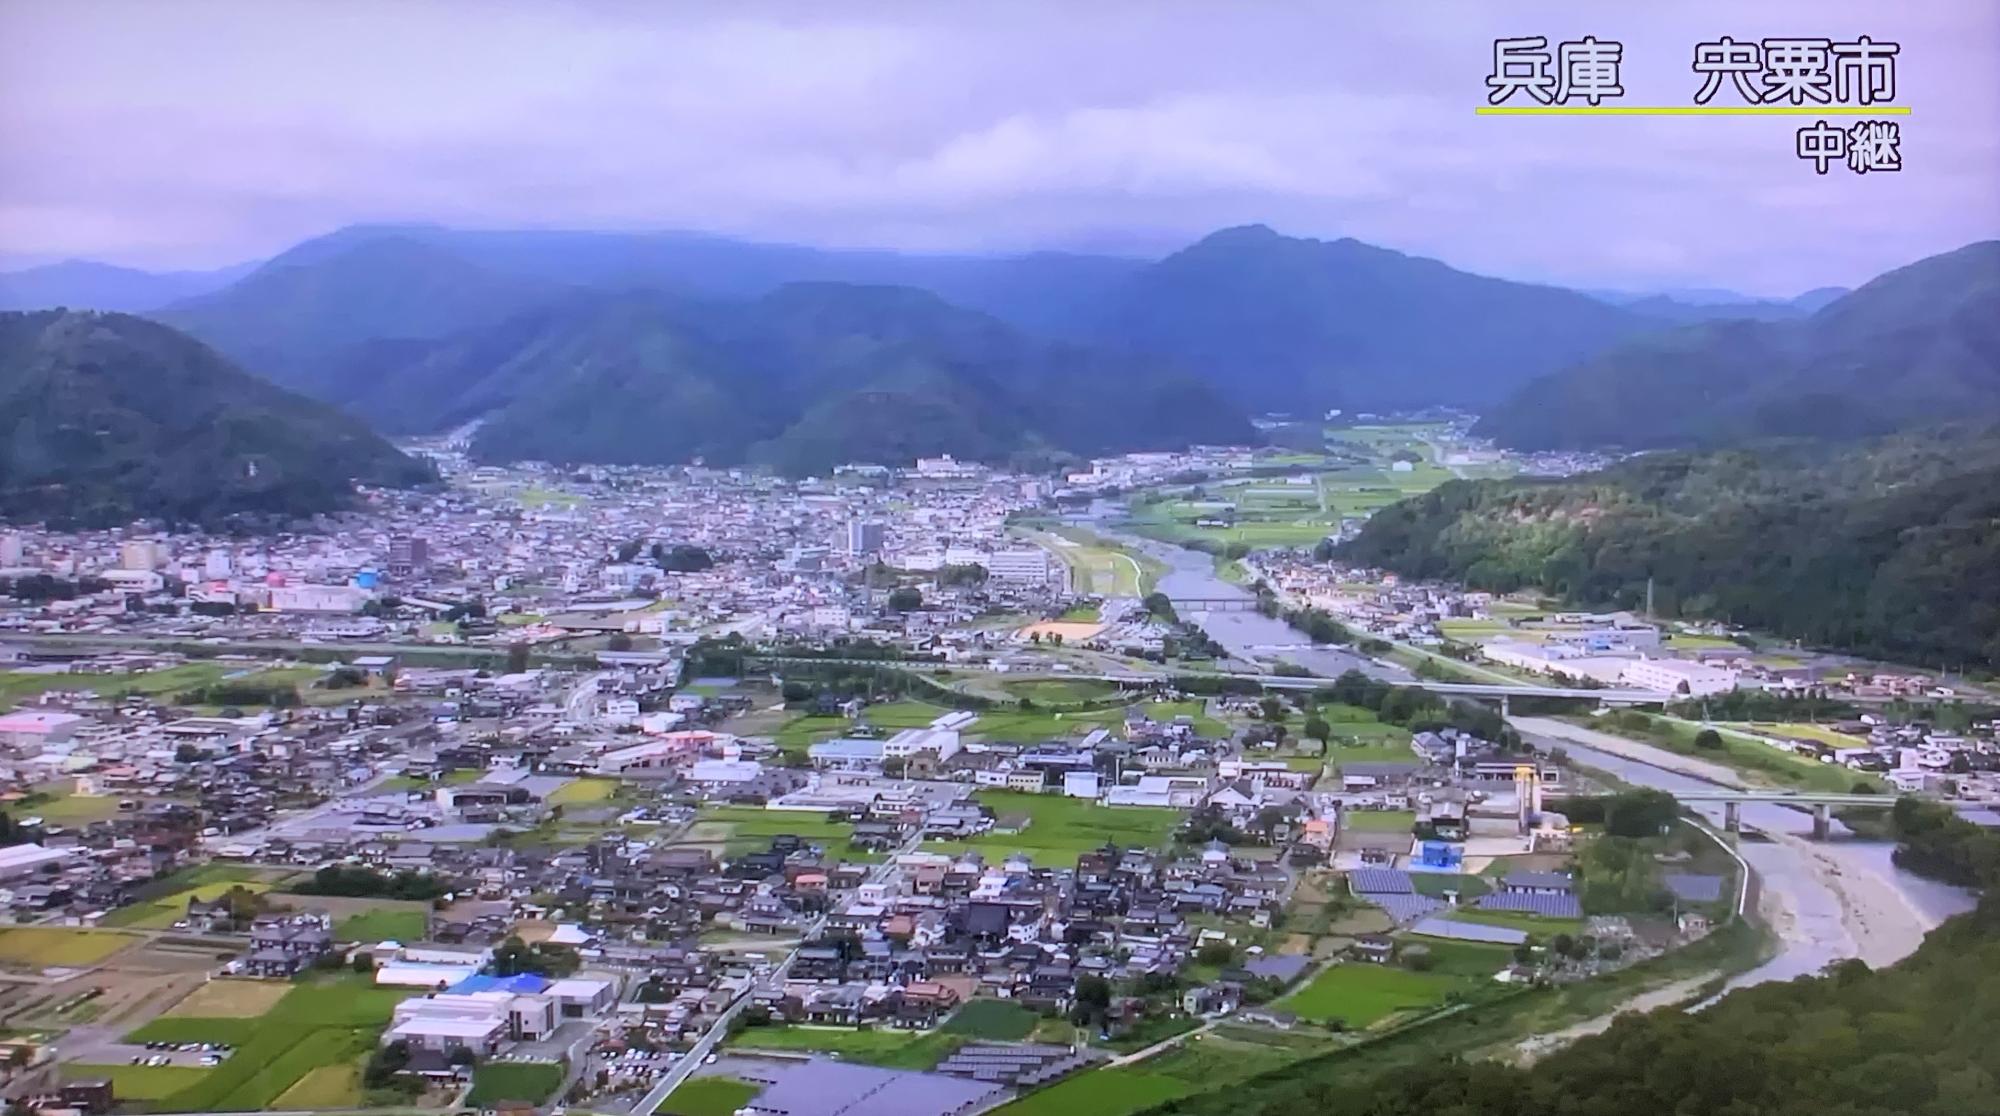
[985,548,1062,589]
[268,584,370,613]
[0,710,85,750]
[1622,657,1738,697]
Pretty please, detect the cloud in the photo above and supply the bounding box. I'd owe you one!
[0,0,1994,295]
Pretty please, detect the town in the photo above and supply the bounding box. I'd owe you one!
[0,434,1991,1116]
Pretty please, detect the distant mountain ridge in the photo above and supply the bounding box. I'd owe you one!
[0,311,431,526]
[1476,241,2000,450]
[0,259,255,313]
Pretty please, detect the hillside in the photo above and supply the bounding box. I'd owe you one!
[0,260,254,313]
[1338,427,2000,669]
[0,310,432,527]
[157,236,561,398]
[1477,241,2000,450]
[1080,225,1651,411]
[324,283,1254,474]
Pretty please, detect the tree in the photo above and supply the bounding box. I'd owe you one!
[1071,974,1113,1027]
[174,742,203,764]
[1196,942,1235,966]
[1303,715,1331,742]
[1259,695,1287,722]
[615,539,644,563]
[781,680,813,703]
[1603,788,1680,838]
[887,587,923,611]
[607,632,633,652]
[1693,728,1724,750]
[1142,592,1179,622]
[505,643,530,674]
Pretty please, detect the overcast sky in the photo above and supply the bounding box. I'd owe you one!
[2,0,1995,295]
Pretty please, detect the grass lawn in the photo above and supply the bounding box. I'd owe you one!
[59,1063,213,1100]
[548,776,621,805]
[1597,714,1881,794]
[1057,603,1103,622]
[662,1076,761,1116]
[1144,1033,1308,1086]
[1408,873,1491,900]
[1281,962,1457,1026]
[0,927,138,966]
[1327,741,1417,768]
[941,999,1038,1040]
[692,805,880,863]
[0,663,229,712]
[989,1067,1191,1116]
[1402,939,1516,979]
[102,879,272,929]
[466,1061,564,1106]
[335,908,429,943]
[929,791,1181,868]
[1340,809,1416,834]
[727,1025,963,1069]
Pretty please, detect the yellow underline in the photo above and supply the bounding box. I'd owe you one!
[1478,105,1909,116]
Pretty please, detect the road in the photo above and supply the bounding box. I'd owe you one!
[628,831,924,1115]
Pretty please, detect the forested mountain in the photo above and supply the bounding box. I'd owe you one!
[1338,427,2000,669]
[0,311,432,527]
[1477,241,2000,450]
[1077,225,1652,411]
[157,236,562,398]
[320,283,1253,474]
[0,259,254,312]
[1153,890,2000,1116]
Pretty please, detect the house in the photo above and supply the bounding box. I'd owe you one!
[243,913,334,978]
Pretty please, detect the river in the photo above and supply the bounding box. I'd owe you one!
[1083,508,1976,989]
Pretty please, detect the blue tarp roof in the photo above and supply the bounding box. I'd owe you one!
[449,972,552,995]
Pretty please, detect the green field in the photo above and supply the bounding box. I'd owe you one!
[1445,909,1587,937]
[662,1076,761,1116]
[1594,713,1884,794]
[0,663,230,711]
[0,927,138,966]
[689,805,881,863]
[1281,962,1457,1026]
[10,781,125,825]
[1340,809,1416,834]
[941,999,1039,1040]
[122,973,405,1111]
[59,1063,214,1101]
[102,878,274,930]
[1022,526,1160,597]
[272,1060,363,1108]
[335,908,428,943]
[726,1025,962,1069]
[466,1061,564,1106]
[548,776,621,805]
[928,791,1180,868]
[1000,678,1121,704]
[989,1068,1191,1116]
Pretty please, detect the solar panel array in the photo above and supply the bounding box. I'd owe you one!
[1409,916,1528,945]
[1347,868,1414,895]
[935,1043,1087,1087]
[1476,891,1583,918]
[1366,892,1445,924]
[1662,872,1726,904]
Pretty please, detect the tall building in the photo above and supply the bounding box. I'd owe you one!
[119,540,161,571]
[204,549,232,579]
[845,520,885,556]
[986,548,1062,588]
[387,535,430,579]
[0,534,22,567]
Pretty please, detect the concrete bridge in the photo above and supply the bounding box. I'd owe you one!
[1573,787,1897,839]
[1168,596,1264,612]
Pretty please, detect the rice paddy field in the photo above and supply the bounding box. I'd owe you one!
[725,1025,964,1069]
[661,1076,762,1116]
[1280,961,1459,1027]
[0,927,139,967]
[927,790,1180,868]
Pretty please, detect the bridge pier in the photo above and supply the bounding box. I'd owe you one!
[1723,802,1740,834]
[1499,693,1510,719]
[1812,803,1831,840]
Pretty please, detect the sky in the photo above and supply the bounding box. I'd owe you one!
[1,0,1996,296]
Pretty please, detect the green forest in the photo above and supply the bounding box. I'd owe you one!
[1339,426,2000,670]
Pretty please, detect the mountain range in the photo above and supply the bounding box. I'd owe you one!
[0,259,255,313]
[0,310,431,527]
[3,225,1994,472]
[1476,241,2000,450]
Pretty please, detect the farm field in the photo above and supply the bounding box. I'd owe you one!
[988,1067,1190,1116]
[117,973,405,1111]
[10,781,125,825]
[466,1061,564,1106]
[335,908,429,943]
[59,1062,213,1100]
[726,1024,963,1069]
[999,678,1122,704]
[941,998,1038,1040]
[102,879,272,930]
[1281,961,1457,1026]
[163,980,292,1019]
[928,791,1180,868]
[771,696,1220,752]
[1339,809,1416,833]
[662,1076,761,1116]
[0,927,138,967]
[547,776,621,805]
[683,805,883,863]
[272,1060,363,1108]
[0,663,229,712]
[1445,909,1587,937]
